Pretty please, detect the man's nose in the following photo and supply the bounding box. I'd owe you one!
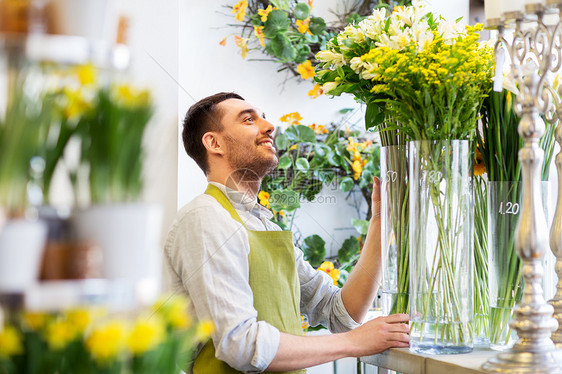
[261,118,275,135]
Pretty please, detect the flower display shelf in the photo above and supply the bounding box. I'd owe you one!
[0,32,129,68]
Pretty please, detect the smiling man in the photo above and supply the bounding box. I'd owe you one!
[164,92,409,373]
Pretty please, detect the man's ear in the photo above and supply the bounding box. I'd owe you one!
[202,132,225,156]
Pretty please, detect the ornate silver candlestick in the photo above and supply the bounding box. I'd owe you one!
[482,6,561,373]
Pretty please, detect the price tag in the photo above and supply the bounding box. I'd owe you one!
[493,48,505,93]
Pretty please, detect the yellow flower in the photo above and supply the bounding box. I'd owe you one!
[128,316,165,355]
[62,87,92,120]
[232,0,248,22]
[317,261,340,285]
[45,319,77,350]
[194,320,215,342]
[279,112,303,125]
[254,26,265,47]
[308,84,323,99]
[22,312,48,331]
[301,315,309,334]
[234,35,249,59]
[288,144,298,151]
[75,64,97,86]
[112,84,151,109]
[258,190,271,209]
[258,5,273,22]
[278,210,285,217]
[297,60,315,80]
[0,326,23,357]
[85,321,128,363]
[66,308,98,335]
[308,123,328,134]
[351,159,367,180]
[296,18,311,34]
[153,294,193,330]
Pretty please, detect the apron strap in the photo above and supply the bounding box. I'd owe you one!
[205,184,247,228]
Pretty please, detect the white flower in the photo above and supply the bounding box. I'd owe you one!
[316,51,345,67]
[350,56,363,73]
[438,20,462,44]
[342,25,365,44]
[322,81,340,94]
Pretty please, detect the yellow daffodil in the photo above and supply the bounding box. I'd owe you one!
[66,308,98,335]
[45,319,77,350]
[296,18,311,34]
[128,316,165,355]
[232,0,248,22]
[297,60,315,80]
[112,84,151,109]
[234,35,249,59]
[308,123,328,134]
[258,5,273,22]
[62,87,92,120]
[0,326,23,357]
[194,320,215,342]
[317,261,340,285]
[254,26,265,47]
[153,294,193,330]
[279,112,303,125]
[22,312,48,331]
[85,321,128,363]
[308,84,323,99]
[75,64,97,86]
[258,190,271,209]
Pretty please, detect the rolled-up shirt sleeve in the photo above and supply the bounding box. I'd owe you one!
[295,248,361,333]
[164,197,280,372]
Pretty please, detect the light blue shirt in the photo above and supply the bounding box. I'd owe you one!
[164,182,359,373]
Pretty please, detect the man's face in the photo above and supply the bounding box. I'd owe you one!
[217,98,278,179]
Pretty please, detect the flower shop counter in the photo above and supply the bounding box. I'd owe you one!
[360,346,500,374]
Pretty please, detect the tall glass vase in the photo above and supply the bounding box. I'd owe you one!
[473,176,489,345]
[409,140,473,354]
[487,181,549,350]
[380,145,409,315]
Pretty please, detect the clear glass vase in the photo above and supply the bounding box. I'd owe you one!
[380,145,409,316]
[473,176,489,345]
[409,140,473,354]
[487,181,550,351]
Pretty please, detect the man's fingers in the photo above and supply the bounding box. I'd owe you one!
[383,313,410,323]
[389,332,410,343]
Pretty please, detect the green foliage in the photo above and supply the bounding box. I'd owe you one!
[302,234,326,267]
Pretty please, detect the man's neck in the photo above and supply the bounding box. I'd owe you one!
[207,173,262,197]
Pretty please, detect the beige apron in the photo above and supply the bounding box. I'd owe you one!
[192,184,305,374]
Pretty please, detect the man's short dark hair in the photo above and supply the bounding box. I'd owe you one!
[182,92,244,174]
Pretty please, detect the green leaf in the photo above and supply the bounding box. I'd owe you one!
[278,154,292,169]
[365,102,385,131]
[339,108,354,114]
[309,16,326,35]
[351,218,370,236]
[270,189,300,211]
[295,157,310,172]
[285,125,316,143]
[275,133,290,150]
[302,234,326,267]
[339,176,354,192]
[295,43,312,63]
[263,9,291,37]
[293,3,310,20]
[265,35,297,61]
[314,144,331,157]
[338,236,360,264]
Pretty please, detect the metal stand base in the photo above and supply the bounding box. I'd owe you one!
[482,351,561,373]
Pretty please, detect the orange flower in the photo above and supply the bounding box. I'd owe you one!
[317,261,340,285]
[279,112,303,125]
[308,123,328,134]
[297,60,315,80]
[296,18,311,34]
[219,37,227,46]
[258,5,273,22]
[232,0,248,22]
[308,0,314,10]
[254,26,265,47]
[234,35,249,59]
[474,147,486,176]
[308,84,323,99]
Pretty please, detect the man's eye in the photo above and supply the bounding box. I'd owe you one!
[244,117,254,123]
